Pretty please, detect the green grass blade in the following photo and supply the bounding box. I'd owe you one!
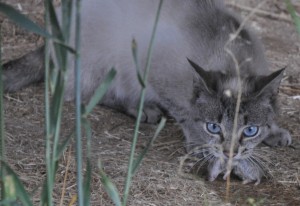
[40,159,59,206]
[83,68,116,116]
[132,117,166,174]
[43,1,53,205]
[83,159,91,206]
[55,132,74,161]
[74,0,84,205]
[122,1,164,205]
[1,161,33,206]
[132,39,145,88]
[47,1,64,40]
[0,2,52,38]
[3,176,17,204]
[286,0,300,34]
[42,0,75,205]
[40,182,48,206]
[48,7,65,70]
[61,0,73,41]
[142,0,163,82]
[0,24,5,201]
[98,162,122,206]
[82,119,92,206]
[50,72,64,133]
[48,1,76,52]
[0,199,18,205]
[52,40,76,53]
[49,59,58,94]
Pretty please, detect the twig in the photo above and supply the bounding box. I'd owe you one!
[224,0,267,201]
[281,87,300,92]
[227,2,292,22]
[59,146,72,206]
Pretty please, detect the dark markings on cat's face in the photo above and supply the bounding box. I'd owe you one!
[179,119,187,124]
[194,118,201,122]
[217,114,223,124]
[243,115,248,125]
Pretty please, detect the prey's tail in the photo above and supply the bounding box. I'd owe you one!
[2,46,45,92]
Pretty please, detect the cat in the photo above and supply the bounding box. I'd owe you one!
[2,0,292,184]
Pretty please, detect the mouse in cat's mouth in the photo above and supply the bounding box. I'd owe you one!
[186,143,268,185]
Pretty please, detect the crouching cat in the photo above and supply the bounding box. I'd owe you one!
[3,0,292,184]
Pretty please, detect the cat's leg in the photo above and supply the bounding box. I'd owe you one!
[126,104,163,124]
[101,95,163,124]
[3,46,45,92]
[263,123,292,147]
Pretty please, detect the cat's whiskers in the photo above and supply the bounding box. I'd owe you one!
[195,154,215,174]
[189,148,211,157]
[252,152,275,166]
[184,147,214,167]
[179,142,276,180]
[183,143,214,156]
[185,148,213,163]
[247,156,267,177]
[178,149,214,175]
[183,143,226,175]
[167,142,212,158]
[252,148,276,166]
[250,155,274,178]
[253,147,276,155]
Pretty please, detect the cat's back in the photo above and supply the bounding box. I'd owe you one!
[79,0,228,72]
[65,0,268,100]
[79,0,266,74]
[80,0,218,49]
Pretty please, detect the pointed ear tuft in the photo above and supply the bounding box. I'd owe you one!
[254,68,285,98]
[187,58,217,94]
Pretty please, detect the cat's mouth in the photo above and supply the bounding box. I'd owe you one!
[183,146,267,184]
[205,151,267,184]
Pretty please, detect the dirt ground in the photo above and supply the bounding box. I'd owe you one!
[1,0,300,205]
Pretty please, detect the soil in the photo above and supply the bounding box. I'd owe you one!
[1,0,300,205]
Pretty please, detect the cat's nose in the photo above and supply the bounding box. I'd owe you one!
[223,150,237,158]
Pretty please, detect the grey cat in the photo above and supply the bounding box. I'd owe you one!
[3,0,292,183]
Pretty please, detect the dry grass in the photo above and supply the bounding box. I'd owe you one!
[1,0,300,205]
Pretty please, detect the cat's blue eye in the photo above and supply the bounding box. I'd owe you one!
[206,123,221,134]
[243,126,259,137]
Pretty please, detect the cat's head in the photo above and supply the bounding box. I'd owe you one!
[180,59,285,181]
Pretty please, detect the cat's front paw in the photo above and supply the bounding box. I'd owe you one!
[263,127,292,147]
[126,105,163,124]
[142,106,163,124]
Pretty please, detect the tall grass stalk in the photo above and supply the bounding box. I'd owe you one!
[286,0,300,35]
[74,0,84,205]
[44,1,52,205]
[0,24,5,201]
[42,1,75,205]
[122,1,164,205]
[0,1,167,205]
[224,1,266,201]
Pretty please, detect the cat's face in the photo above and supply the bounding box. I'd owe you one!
[180,59,285,183]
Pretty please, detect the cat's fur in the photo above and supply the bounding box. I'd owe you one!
[3,0,292,183]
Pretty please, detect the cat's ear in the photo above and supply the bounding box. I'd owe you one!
[254,68,285,98]
[187,58,217,95]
